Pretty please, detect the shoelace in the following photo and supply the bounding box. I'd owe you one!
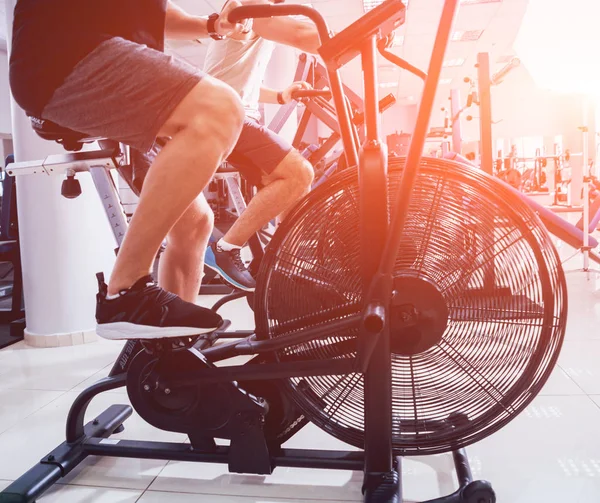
[141,282,179,326]
[140,282,178,307]
[229,249,248,271]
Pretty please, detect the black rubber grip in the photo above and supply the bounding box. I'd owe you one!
[228,4,312,23]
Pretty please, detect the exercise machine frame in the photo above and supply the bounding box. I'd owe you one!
[1,2,496,502]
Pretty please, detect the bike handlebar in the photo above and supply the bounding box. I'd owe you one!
[228,4,331,44]
[291,89,332,100]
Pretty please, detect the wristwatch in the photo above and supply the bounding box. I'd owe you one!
[277,92,286,105]
[207,13,225,40]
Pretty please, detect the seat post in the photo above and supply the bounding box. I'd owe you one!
[88,166,128,248]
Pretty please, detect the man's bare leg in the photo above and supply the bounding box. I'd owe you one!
[159,195,213,303]
[108,77,243,295]
[223,150,313,247]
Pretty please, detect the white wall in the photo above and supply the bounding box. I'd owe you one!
[457,66,593,146]
[382,104,417,139]
[0,50,11,138]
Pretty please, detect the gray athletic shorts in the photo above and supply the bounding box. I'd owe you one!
[42,37,204,153]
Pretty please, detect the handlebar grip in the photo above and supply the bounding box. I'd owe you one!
[291,90,332,100]
[229,4,330,45]
[228,5,275,23]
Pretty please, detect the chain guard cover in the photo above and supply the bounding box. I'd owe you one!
[126,348,306,448]
[126,348,262,437]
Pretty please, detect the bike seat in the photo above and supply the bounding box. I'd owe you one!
[29,117,98,152]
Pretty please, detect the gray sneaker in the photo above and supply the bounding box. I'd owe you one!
[204,242,256,292]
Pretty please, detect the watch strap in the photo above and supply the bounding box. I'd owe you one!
[207,13,225,40]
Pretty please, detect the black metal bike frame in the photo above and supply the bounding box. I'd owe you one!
[318,0,460,488]
[230,0,460,491]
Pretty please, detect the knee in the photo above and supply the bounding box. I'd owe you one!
[286,154,314,191]
[188,81,244,141]
[208,82,245,135]
[168,204,214,250]
[162,77,245,148]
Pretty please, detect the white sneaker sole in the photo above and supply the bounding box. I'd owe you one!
[97,322,217,341]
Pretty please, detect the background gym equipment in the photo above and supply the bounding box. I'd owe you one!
[443,53,600,269]
[0,155,25,348]
[1,1,568,502]
[471,53,600,270]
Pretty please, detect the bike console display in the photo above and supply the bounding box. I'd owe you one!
[318,0,406,69]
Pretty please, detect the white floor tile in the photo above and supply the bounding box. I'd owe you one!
[0,390,184,489]
[465,395,600,503]
[577,480,600,503]
[196,295,255,332]
[561,272,600,341]
[558,340,600,394]
[0,340,122,391]
[282,423,359,452]
[0,389,65,435]
[39,485,142,502]
[539,365,586,395]
[588,395,600,408]
[148,423,449,502]
[149,461,363,501]
[70,365,120,394]
[139,491,348,503]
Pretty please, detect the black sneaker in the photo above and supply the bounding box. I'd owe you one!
[204,242,256,292]
[96,273,222,341]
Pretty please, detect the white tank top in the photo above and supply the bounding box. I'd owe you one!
[204,36,275,121]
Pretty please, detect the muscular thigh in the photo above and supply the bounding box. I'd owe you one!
[227,118,293,187]
[42,37,204,153]
[157,75,241,139]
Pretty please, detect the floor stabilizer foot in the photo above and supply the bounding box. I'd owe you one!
[363,470,400,503]
[461,480,496,503]
[0,405,131,503]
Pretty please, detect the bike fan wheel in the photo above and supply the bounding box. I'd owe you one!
[254,156,567,456]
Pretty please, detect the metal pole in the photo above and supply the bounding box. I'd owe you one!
[376,0,459,277]
[360,35,393,478]
[450,88,463,153]
[582,97,590,272]
[477,53,494,176]
[363,38,381,144]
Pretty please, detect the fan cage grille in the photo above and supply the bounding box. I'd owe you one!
[255,157,566,455]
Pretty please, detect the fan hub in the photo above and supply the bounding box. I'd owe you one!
[390,276,448,356]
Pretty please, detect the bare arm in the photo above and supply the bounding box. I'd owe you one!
[259,87,280,104]
[253,17,321,54]
[165,2,209,39]
[260,82,312,104]
[164,1,243,40]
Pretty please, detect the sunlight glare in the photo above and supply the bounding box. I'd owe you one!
[514,0,600,97]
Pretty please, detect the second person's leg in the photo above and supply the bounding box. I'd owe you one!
[206,120,314,291]
[158,195,214,302]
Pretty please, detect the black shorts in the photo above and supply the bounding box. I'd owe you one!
[126,117,293,195]
[227,118,293,186]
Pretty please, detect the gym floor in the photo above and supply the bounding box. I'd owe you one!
[0,248,599,503]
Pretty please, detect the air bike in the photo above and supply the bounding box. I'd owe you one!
[0,1,567,502]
